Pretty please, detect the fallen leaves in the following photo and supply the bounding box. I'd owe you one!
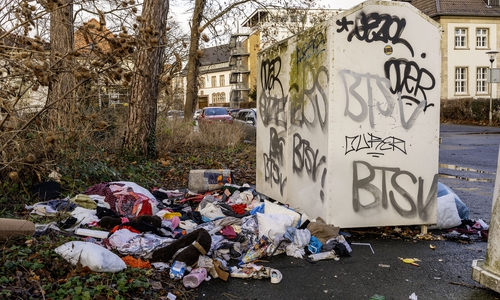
[399,257,421,267]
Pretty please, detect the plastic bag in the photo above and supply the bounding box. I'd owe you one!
[240,236,270,264]
[55,241,126,272]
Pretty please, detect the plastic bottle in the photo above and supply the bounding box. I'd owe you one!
[183,268,207,288]
[169,261,186,280]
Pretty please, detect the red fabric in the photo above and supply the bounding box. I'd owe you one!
[220,225,237,239]
[231,204,247,215]
[132,199,153,216]
[111,225,140,234]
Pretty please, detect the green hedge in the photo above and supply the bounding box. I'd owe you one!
[440,97,499,126]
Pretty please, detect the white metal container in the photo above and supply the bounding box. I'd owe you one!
[256,0,441,228]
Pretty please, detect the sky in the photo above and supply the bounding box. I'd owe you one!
[170,0,367,32]
[320,0,366,9]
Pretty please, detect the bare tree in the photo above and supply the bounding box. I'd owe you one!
[182,0,325,117]
[0,0,185,175]
[48,0,76,129]
[122,0,170,157]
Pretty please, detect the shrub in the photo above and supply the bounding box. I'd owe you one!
[440,97,499,125]
[0,108,251,206]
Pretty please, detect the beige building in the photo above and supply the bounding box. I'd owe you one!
[173,7,344,110]
[176,2,497,109]
[408,0,500,100]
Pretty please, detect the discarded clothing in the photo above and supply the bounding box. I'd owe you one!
[307,217,340,244]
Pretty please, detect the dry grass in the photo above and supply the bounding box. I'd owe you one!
[2,96,494,204]
[156,116,248,151]
[0,108,250,203]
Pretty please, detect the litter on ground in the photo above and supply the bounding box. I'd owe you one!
[1,176,489,294]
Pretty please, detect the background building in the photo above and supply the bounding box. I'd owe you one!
[406,0,500,100]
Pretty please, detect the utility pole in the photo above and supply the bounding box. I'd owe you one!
[487,50,498,127]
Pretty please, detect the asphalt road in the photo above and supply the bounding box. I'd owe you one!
[195,123,500,300]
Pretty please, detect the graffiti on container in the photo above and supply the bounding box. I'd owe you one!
[345,133,407,157]
[259,56,287,128]
[263,127,287,196]
[352,160,437,220]
[339,68,435,129]
[289,63,329,131]
[292,133,327,201]
[336,12,414,57]
[384,57,435,112]
[296,32,326,63]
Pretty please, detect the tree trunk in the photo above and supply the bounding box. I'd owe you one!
[184,0,206,117]
[48,0,76,130]
[122,0,170,158]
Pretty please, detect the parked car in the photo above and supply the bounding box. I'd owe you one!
[233,108,257,140]
[193,109,202,120]
[228,108,241,117]
[198,107,233,124]
[167,110,184,119]
[234,108,257,125]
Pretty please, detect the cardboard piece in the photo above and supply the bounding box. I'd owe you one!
[0,218,36,240]
[213,259,229,281]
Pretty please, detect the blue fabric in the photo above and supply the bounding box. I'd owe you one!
[438,182,470,220]
[250,203,265,215]
[284,227,311,247]
[308,236,322,254]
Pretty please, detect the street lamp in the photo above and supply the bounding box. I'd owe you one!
[486,50,499,126]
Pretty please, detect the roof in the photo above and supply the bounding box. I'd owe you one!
[0,31,50,51]
[74,18,113,54]
[177,44,231,75]
[199,44,231,66]
[408,0,500,17]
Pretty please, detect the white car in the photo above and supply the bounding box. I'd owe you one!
[193,109,202,120]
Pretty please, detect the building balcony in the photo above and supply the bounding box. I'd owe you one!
[229,73,249,85]
[230,82,249,90]
[231,27,251,36]
[231,66,250,73]
[230,48,249,56]
[230,89,249,104]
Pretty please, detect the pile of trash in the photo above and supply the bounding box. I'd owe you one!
[2,170,352,293]
[0,170,489,295]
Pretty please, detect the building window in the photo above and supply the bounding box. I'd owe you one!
[200,76,205,88]
[455,28,467,48]
[477,67,488,93]
[211,76,217,87]
[211,92,226,103]
[212,93,219,103]
[476,29,488,48]
[455,67,468,94]
[219,75,225,87]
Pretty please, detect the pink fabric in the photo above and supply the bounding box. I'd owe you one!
[170,216,180,229]
[220,225,237,239]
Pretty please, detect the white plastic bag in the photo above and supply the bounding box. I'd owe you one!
[55,241,126,272]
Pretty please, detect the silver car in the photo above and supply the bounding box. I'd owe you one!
[234,108,257,140]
